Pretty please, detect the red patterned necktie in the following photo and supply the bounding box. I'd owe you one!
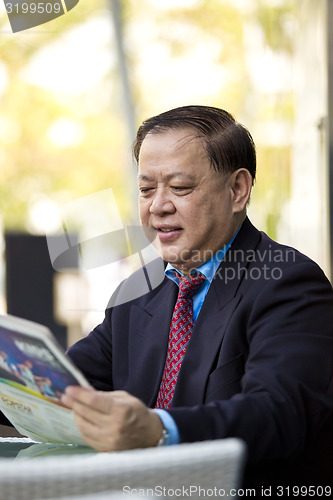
[155,271,206,409]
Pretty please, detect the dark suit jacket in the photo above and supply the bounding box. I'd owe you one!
[67,218,333,489]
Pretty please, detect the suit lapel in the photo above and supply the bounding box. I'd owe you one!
[127,278,177,406]
[172,289,242,406]
[172,217,261,405]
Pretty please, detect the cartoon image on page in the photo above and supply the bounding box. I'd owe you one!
[0,314,90,445]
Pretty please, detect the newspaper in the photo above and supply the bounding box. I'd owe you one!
[0,314,91,446]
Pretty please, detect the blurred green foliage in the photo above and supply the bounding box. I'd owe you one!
[0,0,296,237]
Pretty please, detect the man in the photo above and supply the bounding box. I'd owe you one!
[64,106,333,489]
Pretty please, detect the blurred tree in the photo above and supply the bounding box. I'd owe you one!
[0,0,134,232]
[0,0,296,239]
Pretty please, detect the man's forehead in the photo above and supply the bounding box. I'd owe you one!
[137,128,210,181]
[143,127,205,149]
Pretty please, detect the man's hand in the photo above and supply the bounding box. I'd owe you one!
[61,387,164,452]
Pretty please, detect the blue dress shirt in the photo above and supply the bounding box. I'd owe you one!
[153,228,240,445]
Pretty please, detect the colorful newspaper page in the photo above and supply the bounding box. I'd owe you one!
[0,314,90,445]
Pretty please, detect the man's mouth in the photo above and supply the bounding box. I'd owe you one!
[155,226,182,232]
[155,226,182,240]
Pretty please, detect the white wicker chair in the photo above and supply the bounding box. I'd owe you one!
[0,438,246,500]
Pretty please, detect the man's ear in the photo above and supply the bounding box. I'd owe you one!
[230,168,253,213]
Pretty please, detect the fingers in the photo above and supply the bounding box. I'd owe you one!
[63,387,130,412]
[62,386,112,418]
[61,387,164,452]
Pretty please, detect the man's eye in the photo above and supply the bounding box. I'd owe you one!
[171,186,191,192]
[139,187,153,193]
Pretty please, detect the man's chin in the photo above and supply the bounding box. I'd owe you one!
[158,249,193,270]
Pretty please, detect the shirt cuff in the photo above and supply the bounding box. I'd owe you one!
[153,409,180,446]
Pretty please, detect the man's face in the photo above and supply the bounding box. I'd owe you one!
[138,128,240,273]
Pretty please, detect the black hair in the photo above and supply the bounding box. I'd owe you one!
[133,105,256,181]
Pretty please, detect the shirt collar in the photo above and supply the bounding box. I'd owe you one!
[165,224,241,285]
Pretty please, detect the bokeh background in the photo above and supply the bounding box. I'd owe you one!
[0,0,331,346]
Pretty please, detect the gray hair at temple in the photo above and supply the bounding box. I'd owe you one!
[133,105,256,182]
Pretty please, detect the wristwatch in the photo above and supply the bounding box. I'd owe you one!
[157,426,169,446]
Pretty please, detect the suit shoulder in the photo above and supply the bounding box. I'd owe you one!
[254,232,332,296]
[259,231,329,272]
[107,257,167,309]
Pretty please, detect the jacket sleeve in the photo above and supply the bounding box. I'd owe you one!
[67,308,114,391]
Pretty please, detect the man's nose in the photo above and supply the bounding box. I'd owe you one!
[149,189,175,215]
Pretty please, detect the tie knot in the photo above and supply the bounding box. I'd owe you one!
[174,271,206,297]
